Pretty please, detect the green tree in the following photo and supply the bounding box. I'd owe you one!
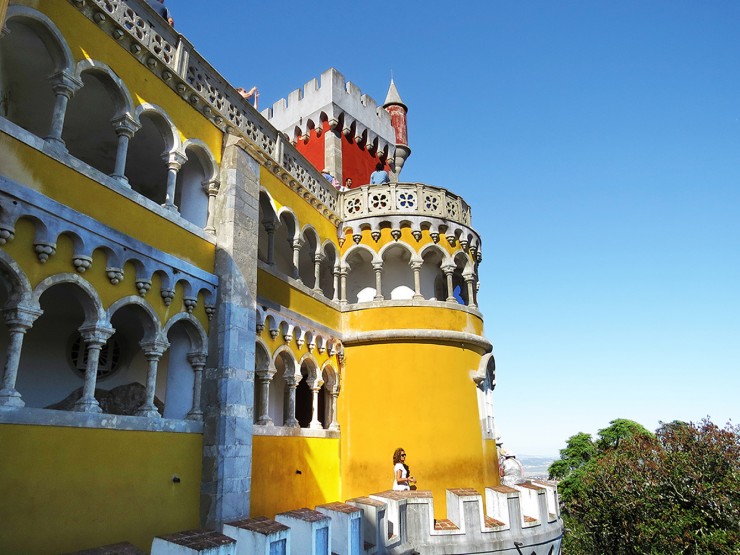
[562,418,740,554]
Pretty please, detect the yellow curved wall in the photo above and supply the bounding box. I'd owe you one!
[251,435,341,518]
[0,424,202,554]
[338,307,496,517]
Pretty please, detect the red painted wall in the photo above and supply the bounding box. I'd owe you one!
[295,125,326,173]
[341,132,388,188]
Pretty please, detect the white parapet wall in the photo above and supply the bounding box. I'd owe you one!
[149,486,563,555]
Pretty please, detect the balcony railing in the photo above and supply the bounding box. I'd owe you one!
[339,183,471,227]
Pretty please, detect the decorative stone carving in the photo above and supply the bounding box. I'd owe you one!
[73,255,93,273]
[446,235,456,247]
[34,242,56,263]
[371,230,381,242]
[204,305,215,320]
[161,288,175,306]
[412,230,422,242]
[430,232,440,244]
[391,229,401,241]
[0,227,15,244]
[136,279,151,296]
[106,267,124,285]
[352,233,362,244]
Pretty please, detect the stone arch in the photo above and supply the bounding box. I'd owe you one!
[258,189,279,264]
[20,274,108,408]
[0,250,33,308]
[274,208,299,277]
[176,139,216,228]
[450,250,472,305]
[270,345,297,426]
[253,339,271,424]
[107,295,161,340]
[419,243,447,301]
[296,354,320,428]
[162,313,207,419]
[379,241,416,300]
[320,361,339,429]
[31,273,105,326]
[127,103,180,204]
[319,240,338,300]
[63,60,134,176]
[344,244,379,303]
[1,6,74,136]
[298,225,320,288]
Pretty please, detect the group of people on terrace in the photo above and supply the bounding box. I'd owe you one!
[322,162,390,192]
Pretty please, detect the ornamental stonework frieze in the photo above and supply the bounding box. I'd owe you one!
[0,177,218,316]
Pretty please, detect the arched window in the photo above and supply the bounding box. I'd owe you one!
[298,228,319,288]
[0,16,59,136]
[126,110,173,204]
[176,143,213,228]
[63,69,128,176]
[420,247,445,300]
[381,244,414,300]
[274,212,297,278]
[345,247,375,303]
[319,242,338,300]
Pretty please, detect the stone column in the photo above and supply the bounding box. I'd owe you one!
[328,389,340,431]
[313,253,324,293]
[110,114,141,185]
[332,266,340,302]
[464,273,477,309]
[202,133,260,527]
[73,325,115,413]
[291,238,303,280]
[44,70,83,149]
[0,305,43,408]
[135,338,169,418]
[339,264,349,305]
[263,221,276,265]
[442,264,456,302]
[372,261,384,301]
[283,372,300,428]
[411,260,424,300]
[162,152,187,212]
[186,352,207,421]
[309,378,324,430]
[203,179,220,234]
[255,368,275,426]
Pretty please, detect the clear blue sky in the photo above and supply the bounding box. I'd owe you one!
[175,1,740,456]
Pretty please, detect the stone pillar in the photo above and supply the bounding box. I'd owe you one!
[110,114,140,185]
[411,260,424,300]
[283,372,300,428]
[291,238,303,280]
[73,325,115,413]
[0,305,42,408]
[162,152,187,212]
[44,71,83,149]
[263,221,276,265]
[332,266,340,302]
[464,273,477,309]
[442,264,456,302]
[202,134,259,528]
[309,379,324,430]
[255,367,275,425]
[339,265,349,305]
[186,352,207,421]
[372,261,384,301]
[203,179,220,234]
[328,389,340,431]
[135,338,169,418]
[313,253,324,293]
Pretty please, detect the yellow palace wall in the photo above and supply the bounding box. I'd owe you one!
[0,424,202,555]
[251,435,341,518]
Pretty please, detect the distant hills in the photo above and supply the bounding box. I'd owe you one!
[517,455,556,479]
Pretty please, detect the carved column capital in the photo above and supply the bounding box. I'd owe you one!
[202,179,220,196]
[111,113,141,138]
[49,70,83,98]
[78,324,115,347]
[2,305,43,330]
[163,151,187,171]
[187,351,208,369]
[140,338,170,358]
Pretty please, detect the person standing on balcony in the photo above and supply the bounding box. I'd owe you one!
[392,448,416,491]
[146,0,174,26]
[370,162,390,185]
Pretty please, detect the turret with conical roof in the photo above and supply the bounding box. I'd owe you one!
[383,78,411,179]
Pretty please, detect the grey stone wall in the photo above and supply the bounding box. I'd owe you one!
[201,135,260,527]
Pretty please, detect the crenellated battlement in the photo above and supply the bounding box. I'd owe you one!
[148,483,563,555]
[262,68,397,154]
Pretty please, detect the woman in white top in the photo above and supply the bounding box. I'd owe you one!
[392,448,416,491]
